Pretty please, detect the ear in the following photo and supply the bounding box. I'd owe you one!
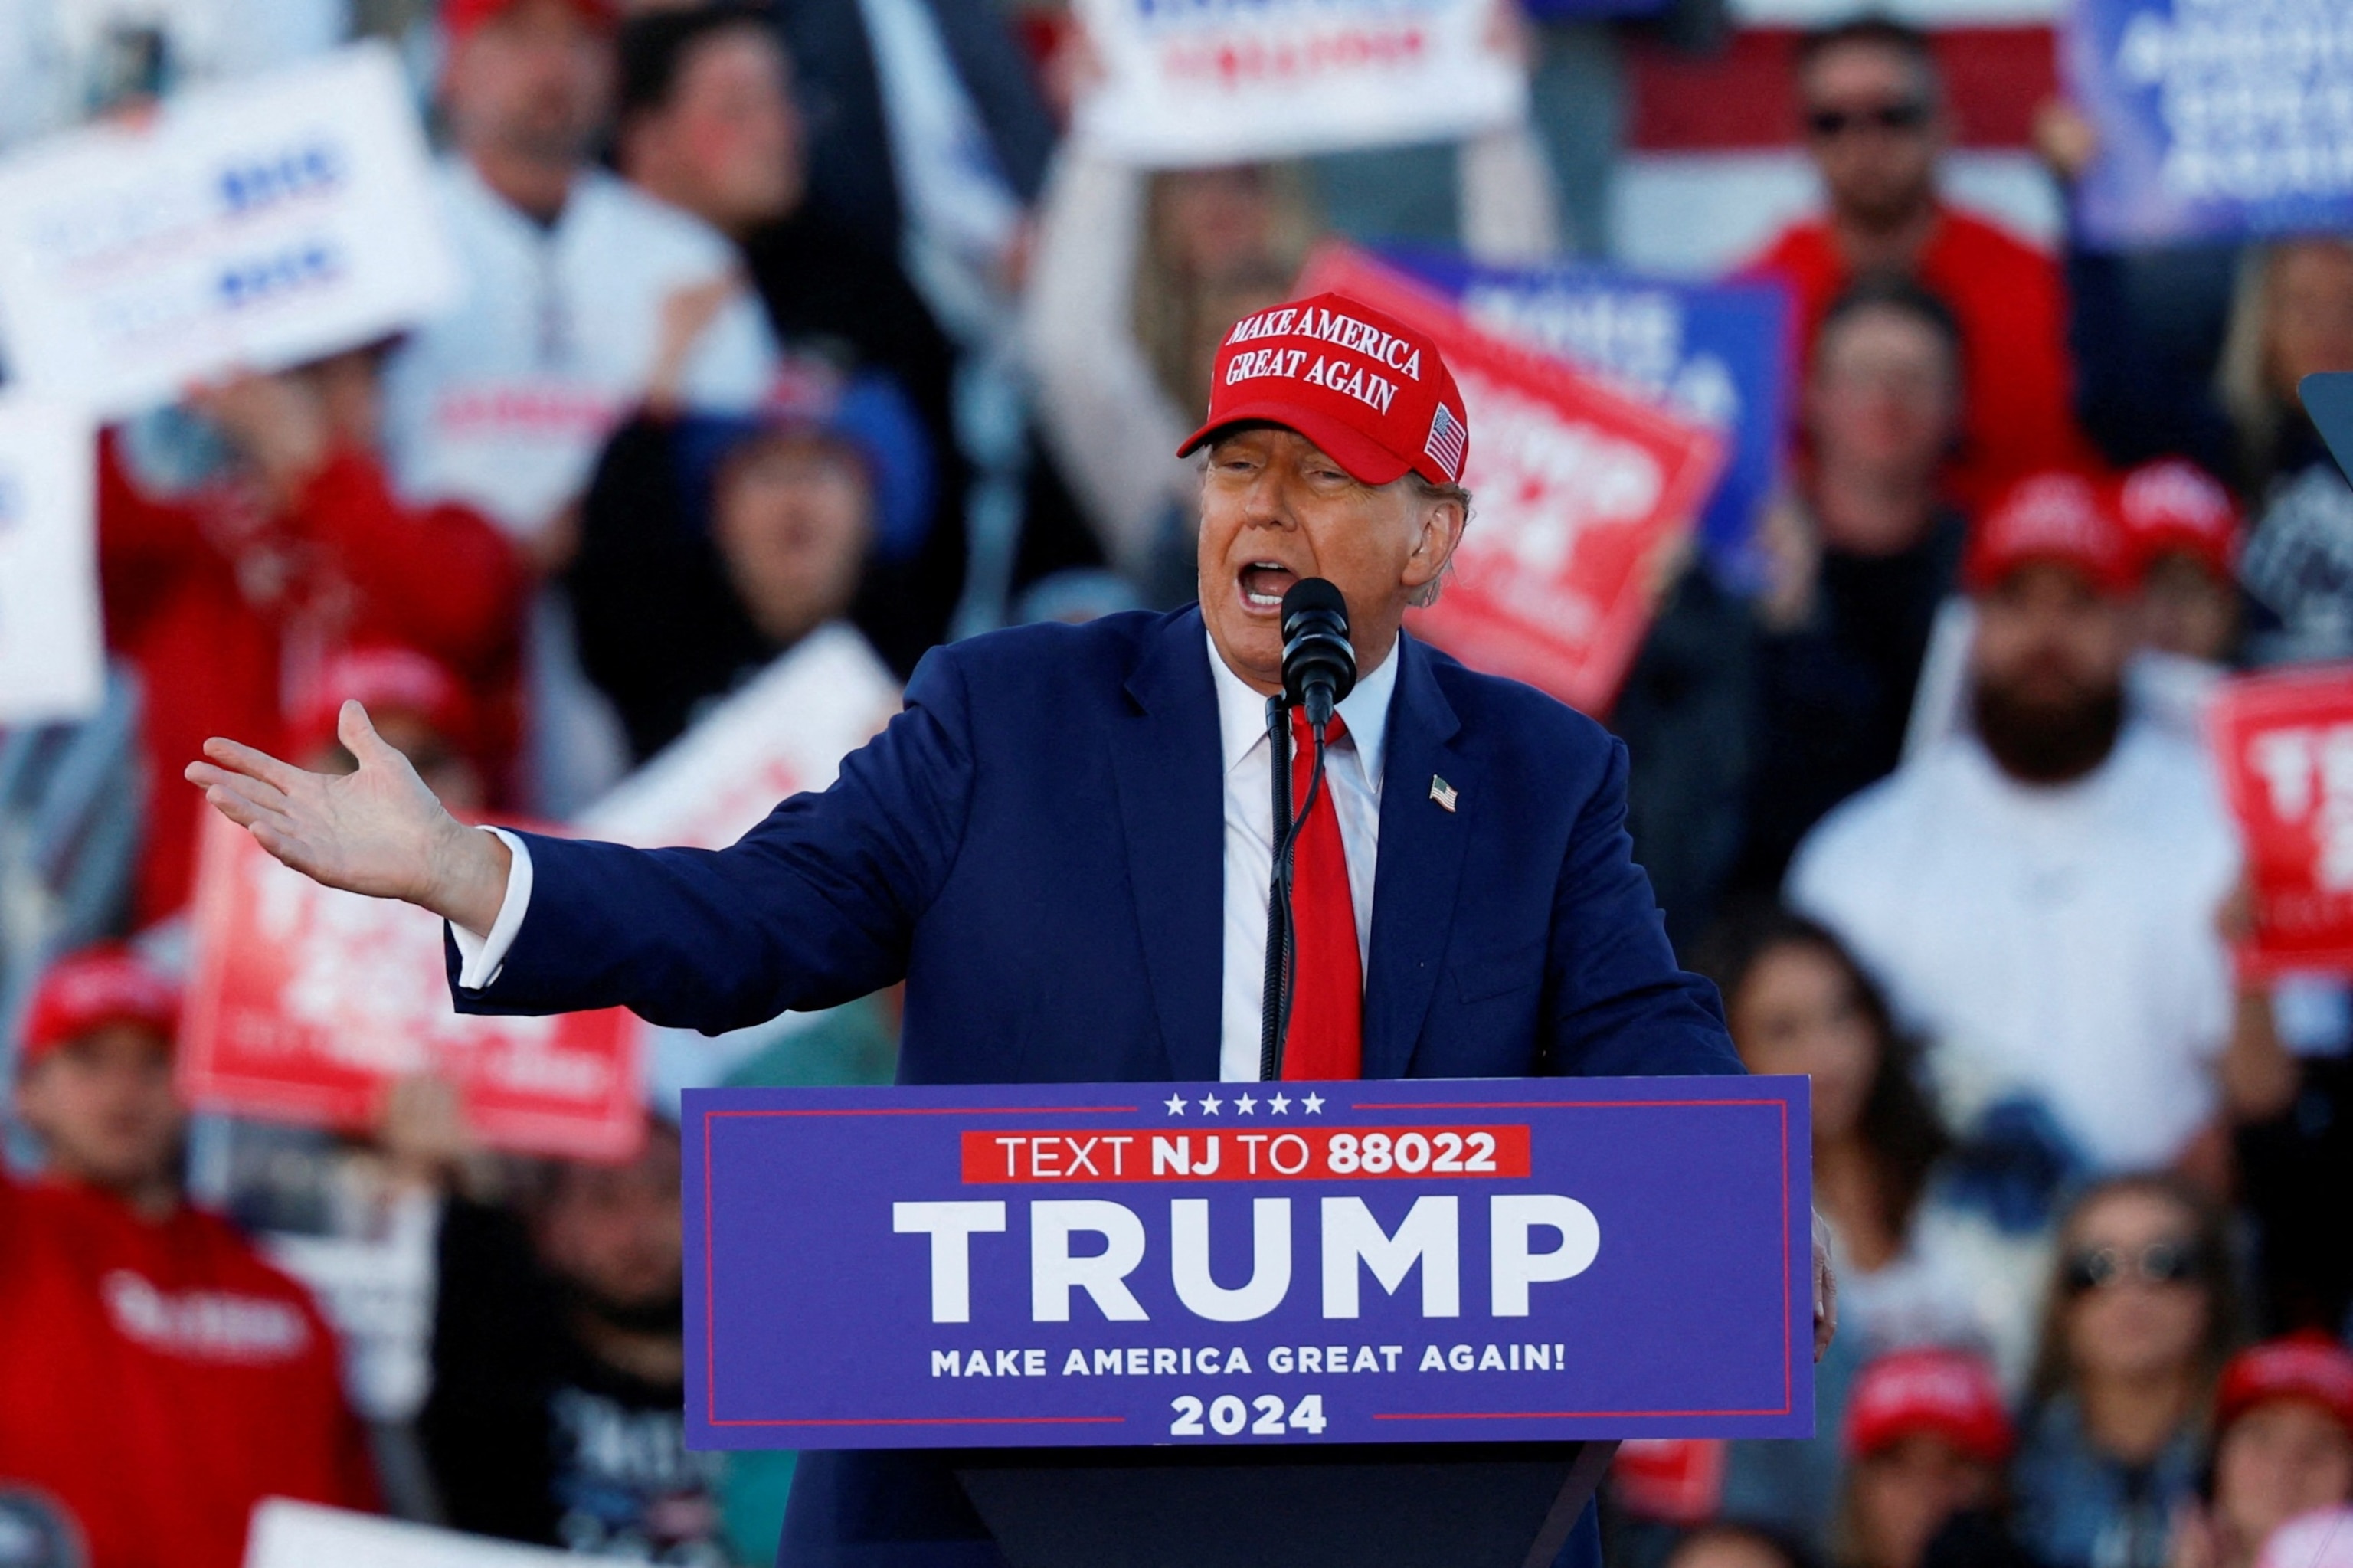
[1399,492,1467,592]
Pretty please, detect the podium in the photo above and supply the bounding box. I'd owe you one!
[686,1079,1814,1566]
[954,1439,1618,1568]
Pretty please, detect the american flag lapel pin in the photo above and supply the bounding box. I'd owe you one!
[1429,776,1458,813]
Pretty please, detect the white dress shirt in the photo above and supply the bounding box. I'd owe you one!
[1786,721,2239,1171]
[1209,632,1395,1080]
[453,631,1401,1083]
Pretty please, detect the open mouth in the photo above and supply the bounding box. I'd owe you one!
[1238,561,1300,612]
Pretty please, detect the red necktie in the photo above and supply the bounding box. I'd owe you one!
[1284,707,1363,1080]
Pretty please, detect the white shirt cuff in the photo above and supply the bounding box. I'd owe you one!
[450,827,533,990]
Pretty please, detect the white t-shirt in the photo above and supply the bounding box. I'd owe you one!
[1787,723,2240,1173]
[379,159,778,538]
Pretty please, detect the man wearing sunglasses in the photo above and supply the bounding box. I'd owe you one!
[1745,17,2093,510]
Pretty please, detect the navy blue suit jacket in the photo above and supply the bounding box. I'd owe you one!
[453,605,1739,1564]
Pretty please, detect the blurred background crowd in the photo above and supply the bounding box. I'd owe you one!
[2,0,2353,1563]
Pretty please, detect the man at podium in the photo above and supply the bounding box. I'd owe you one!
[189,291,1788,1566]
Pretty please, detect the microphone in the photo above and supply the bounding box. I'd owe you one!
[1280,578,1356,730]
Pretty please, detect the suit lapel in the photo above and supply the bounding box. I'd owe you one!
[1362,634,1470,1081]
[1111,609,1226,1082]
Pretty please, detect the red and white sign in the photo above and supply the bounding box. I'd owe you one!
[578,624,899,853]
[2211,663,2353,977]
[1298,246,1723,715]
[182,812,641,1160]
[1069,0,1524,168]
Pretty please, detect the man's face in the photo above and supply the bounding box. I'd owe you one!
[2214,1399,2353,1551]
[444,0,613,168]
[538,1123,685,1316]
[1969,564,2131,783]
[713,430,874,648]
[625,27,804,234]
[1801,41,1942,230]
[1196,426,1464,695]
[15,1024,182,1196]
[1972,565,2131,712]
[1806,306,1958,484]
[1850,1435,2000,1568]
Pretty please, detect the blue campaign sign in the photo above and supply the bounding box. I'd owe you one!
[686,1076,1813,1452]
[2064,0,2353,248]
[1385,251,1791,589]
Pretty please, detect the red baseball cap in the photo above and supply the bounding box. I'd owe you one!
[2218,1334,2353,1442]
[443,0,617,46]
[1964,470,2135,597]
[17,943,181,1074]
[1178,292,1471,489]
[1844,1347,2015,1466]
[2115,459,2240,580]
[288,644,478,764]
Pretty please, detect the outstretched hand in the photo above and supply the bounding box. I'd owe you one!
[185,700,511,933]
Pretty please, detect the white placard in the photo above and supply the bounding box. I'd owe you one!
[0,395,102,725]
[577,623,902,852]
[1071,0,1527,168]
[0,42,460,420]
[246,1500,631,1567]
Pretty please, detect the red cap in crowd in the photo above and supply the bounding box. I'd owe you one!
[1179,292,1471,489]
[17,943,182,1074]
[1844,1346,2015,1466]
[443,0,616,46]
[2114,459,2240,581]
[2217,1334,2353,1442]
[288,644,478,764]
[1963,471,2135,597]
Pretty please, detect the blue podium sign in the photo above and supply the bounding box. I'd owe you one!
[686,1076,1813,1451]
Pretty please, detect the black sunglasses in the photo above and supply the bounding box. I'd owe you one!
[2063,1239,2208,1295]
[1807,101,1930,138]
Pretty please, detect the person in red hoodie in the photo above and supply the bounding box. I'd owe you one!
[0,944,379,1568]
[101,346,529,928]
[1743,18,2093,510]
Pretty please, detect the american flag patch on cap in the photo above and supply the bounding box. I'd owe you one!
[1424,402,1467,480]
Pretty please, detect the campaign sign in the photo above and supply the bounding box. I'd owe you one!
[578,624,899,853]
[2063,0,2353,248]
[2211,663,2353,977]
[1070,0,1525,168]
[182,812,642,1161]
[0,395,103,725]
[686,1076,1811,1451]
[1386,250,1790,588]
[1297,245,1723,715]
[0,42,459,419]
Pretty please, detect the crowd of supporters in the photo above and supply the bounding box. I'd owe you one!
[3,1,2352,1565]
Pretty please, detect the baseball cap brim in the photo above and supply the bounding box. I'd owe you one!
[1178,401,1414,487]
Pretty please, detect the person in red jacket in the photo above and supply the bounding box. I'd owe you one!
[101,346,528,928]
[0,944,379,1568]
[1742,18,2093,510]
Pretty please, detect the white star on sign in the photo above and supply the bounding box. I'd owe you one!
[1268,1093,1291,1115]
[1302,1093,1326,1115]
[1234,1093,1257,1115]
[1163,1094,1187,1116]
[1199,1093,1223,1115]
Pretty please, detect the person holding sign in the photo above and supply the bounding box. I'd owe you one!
[189,290,1821,1565]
